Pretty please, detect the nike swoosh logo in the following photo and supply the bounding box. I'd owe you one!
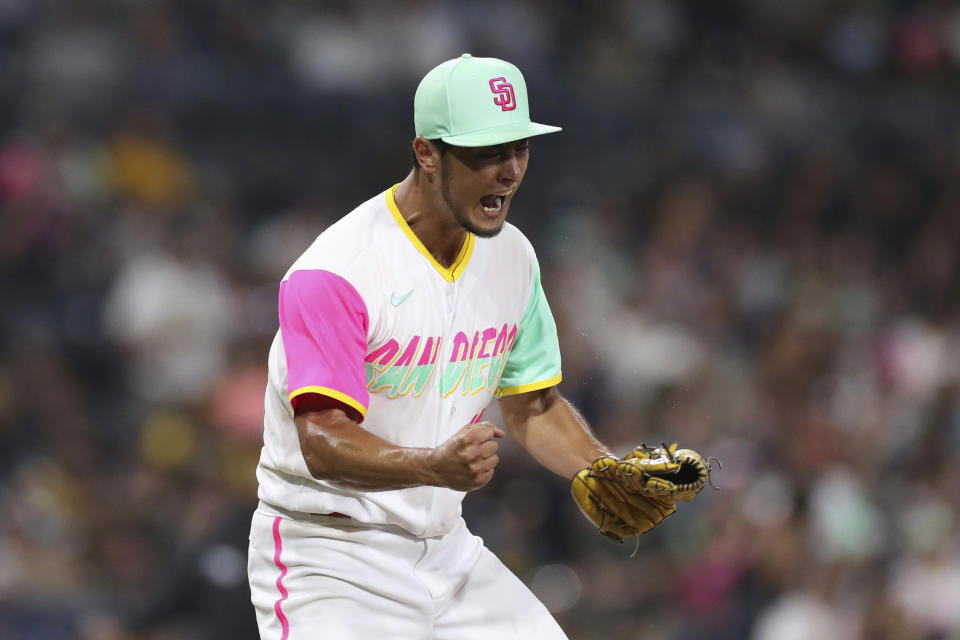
[391,288,414,307]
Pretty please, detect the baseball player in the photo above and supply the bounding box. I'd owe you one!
[248,54,710,639]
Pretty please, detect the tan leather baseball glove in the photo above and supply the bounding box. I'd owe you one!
[571,443,715,548]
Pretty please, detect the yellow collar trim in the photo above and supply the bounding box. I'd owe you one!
[385,184,474,282]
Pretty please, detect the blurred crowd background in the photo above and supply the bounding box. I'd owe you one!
[2,0,959,638]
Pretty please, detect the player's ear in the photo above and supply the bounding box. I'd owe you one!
[413,137,441,174]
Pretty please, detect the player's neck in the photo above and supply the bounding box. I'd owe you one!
[395,172,469,269]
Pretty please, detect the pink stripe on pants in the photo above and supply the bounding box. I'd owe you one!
[272,516,291,639]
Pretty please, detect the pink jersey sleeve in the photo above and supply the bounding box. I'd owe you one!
[278,269,370,420]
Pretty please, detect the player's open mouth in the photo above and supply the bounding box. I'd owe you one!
[480,190,513,216]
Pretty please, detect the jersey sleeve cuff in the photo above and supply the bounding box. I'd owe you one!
[289,386,368,419]
[495,373,562,397]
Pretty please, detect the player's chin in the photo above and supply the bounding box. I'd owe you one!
[469,207,508,238]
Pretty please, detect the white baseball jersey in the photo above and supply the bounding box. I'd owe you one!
[256,184,562,538]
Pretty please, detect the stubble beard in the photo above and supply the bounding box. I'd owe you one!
[440,162,504,239]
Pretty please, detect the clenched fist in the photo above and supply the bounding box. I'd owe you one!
[429,422,505,491]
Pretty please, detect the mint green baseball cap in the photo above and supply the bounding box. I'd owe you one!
[414,54,561,147]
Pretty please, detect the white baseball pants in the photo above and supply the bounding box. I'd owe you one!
[248,503,568,639]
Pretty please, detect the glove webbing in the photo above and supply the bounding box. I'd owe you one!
[635,442,722,492]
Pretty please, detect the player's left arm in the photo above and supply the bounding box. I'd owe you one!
[500,385,716,542]
[497,385,613,478]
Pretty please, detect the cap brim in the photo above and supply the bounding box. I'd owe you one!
[440,122,561,147]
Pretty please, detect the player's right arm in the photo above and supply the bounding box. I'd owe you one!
[294,395,503,492]
[279,268,502,492]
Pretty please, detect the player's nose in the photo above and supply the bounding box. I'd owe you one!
[499,154,521,183]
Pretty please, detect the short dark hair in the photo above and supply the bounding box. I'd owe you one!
[412,138,448,171]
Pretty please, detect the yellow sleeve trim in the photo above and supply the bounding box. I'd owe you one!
[495,374,562,397]
[385,184,474,282]
[289,386,368,418]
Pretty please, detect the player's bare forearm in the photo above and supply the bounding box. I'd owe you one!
[296,403,503,492]
[498,386,613,478]
[296,408,432,490]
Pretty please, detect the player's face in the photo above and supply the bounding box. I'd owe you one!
[438,140,529,238]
